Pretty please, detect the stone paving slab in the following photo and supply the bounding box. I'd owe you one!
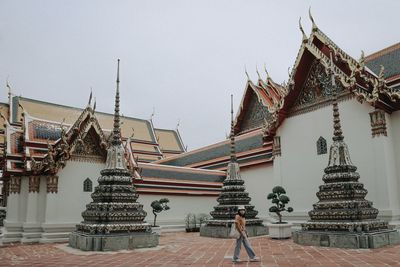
[1,232,400,266]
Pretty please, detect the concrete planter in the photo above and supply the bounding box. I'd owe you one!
[267,223,292,239]
[152,226,162,236]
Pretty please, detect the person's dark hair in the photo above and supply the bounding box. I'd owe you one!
[237,209,245,218]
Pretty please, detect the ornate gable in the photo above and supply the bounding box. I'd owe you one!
[70,127,105,160]
[30,107,107,174]
[237,89,271,134]
[289,60,347,116]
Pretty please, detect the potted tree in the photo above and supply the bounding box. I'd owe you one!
[185,213,211,232]
[150,198,170,235]
[267,186,294,239]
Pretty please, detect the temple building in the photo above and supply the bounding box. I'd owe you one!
[157,16,400,227]
[0,81,224,244]
[1,12,400,245]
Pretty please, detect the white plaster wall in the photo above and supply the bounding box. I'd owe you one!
[138,194,218,226]
[240,164,274,221]
[42,160,218,226]
[52,160,104,223]
[275,99,393,220]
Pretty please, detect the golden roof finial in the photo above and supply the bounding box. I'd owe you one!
[256,65,261,80]
[88,87,93,106]
[150,106,155,121]
[93,97,96,112]
[244,66,250,81]
[298,17,308,43]
[6,76,12,97]
[379,65,385,80]
[359,50,365,68]
[308,7,318,32]
[264,63,270,80]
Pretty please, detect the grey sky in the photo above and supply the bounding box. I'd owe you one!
[0,0,398,150]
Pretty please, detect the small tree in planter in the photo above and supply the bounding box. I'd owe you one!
[268,186,293,223]
[151,198,170,227]
[185,213,199,232]
[267,186,294,238]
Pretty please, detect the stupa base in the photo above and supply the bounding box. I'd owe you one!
[69,231,159,251]
[200,224,268,238]
[293,229,400,249]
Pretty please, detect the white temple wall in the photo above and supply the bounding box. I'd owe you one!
[54,160,104,224]
[240,164,274,221]
[138,194,218,227]
[273,98,400,222]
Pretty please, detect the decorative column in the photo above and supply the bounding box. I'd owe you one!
[2,176,23,244]
[40,175,60,243]
[272,135,283,186]
[369,109,400,221]
[22,176,42,243]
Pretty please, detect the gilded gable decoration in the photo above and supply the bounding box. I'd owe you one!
[46,175,58,193]
[9,176,21,194]
[28,176,40,193]
[290,60,347,116]
[369,109,387,138]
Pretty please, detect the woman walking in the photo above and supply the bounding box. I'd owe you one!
[232,206,260,263]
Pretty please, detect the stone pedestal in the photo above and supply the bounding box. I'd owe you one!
[69,231,159,251]
[200,224,268,238]
[293,229,400,249]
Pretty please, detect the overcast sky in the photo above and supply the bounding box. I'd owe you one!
[0,1,398,150]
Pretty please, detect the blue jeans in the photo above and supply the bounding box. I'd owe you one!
[233,234,256,260]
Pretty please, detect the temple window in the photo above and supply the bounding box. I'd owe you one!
[83,178,93,192]
[316,136,327,155]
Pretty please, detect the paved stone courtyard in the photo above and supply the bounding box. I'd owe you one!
[1,232,400,266]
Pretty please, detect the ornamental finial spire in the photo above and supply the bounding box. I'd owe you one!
[245,66,250,81]
[112,59,122,145]
[256,65,261,80]
[298,17,308,43]
[230,94,237,162]
[330,52,344,141]
[309,7,318,32]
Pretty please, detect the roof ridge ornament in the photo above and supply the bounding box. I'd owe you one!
[88,88,93,106]
[256,65,261,80]
[308,7,318,32]
[6,77,12,98]
[264,63,271,81]
[93,97,96,113]
[359,50,365,68]
[244,66,250,81]
[298,17,308,43]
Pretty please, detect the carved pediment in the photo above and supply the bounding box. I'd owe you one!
[290,60,346,115]
[237,90,271,134]
[71,128,105,158]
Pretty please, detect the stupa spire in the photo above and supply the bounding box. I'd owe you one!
[230,94,237,162]
[70,59,159,251]
[330,53,344,142]
[112,59,122,146]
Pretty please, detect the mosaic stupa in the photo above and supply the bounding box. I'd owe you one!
[293,57,399,249]
[69,59,159,251]
[200,95,268,238]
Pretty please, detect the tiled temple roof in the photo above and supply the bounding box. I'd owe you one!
[155,129,272,170]
[365,43,400,82]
